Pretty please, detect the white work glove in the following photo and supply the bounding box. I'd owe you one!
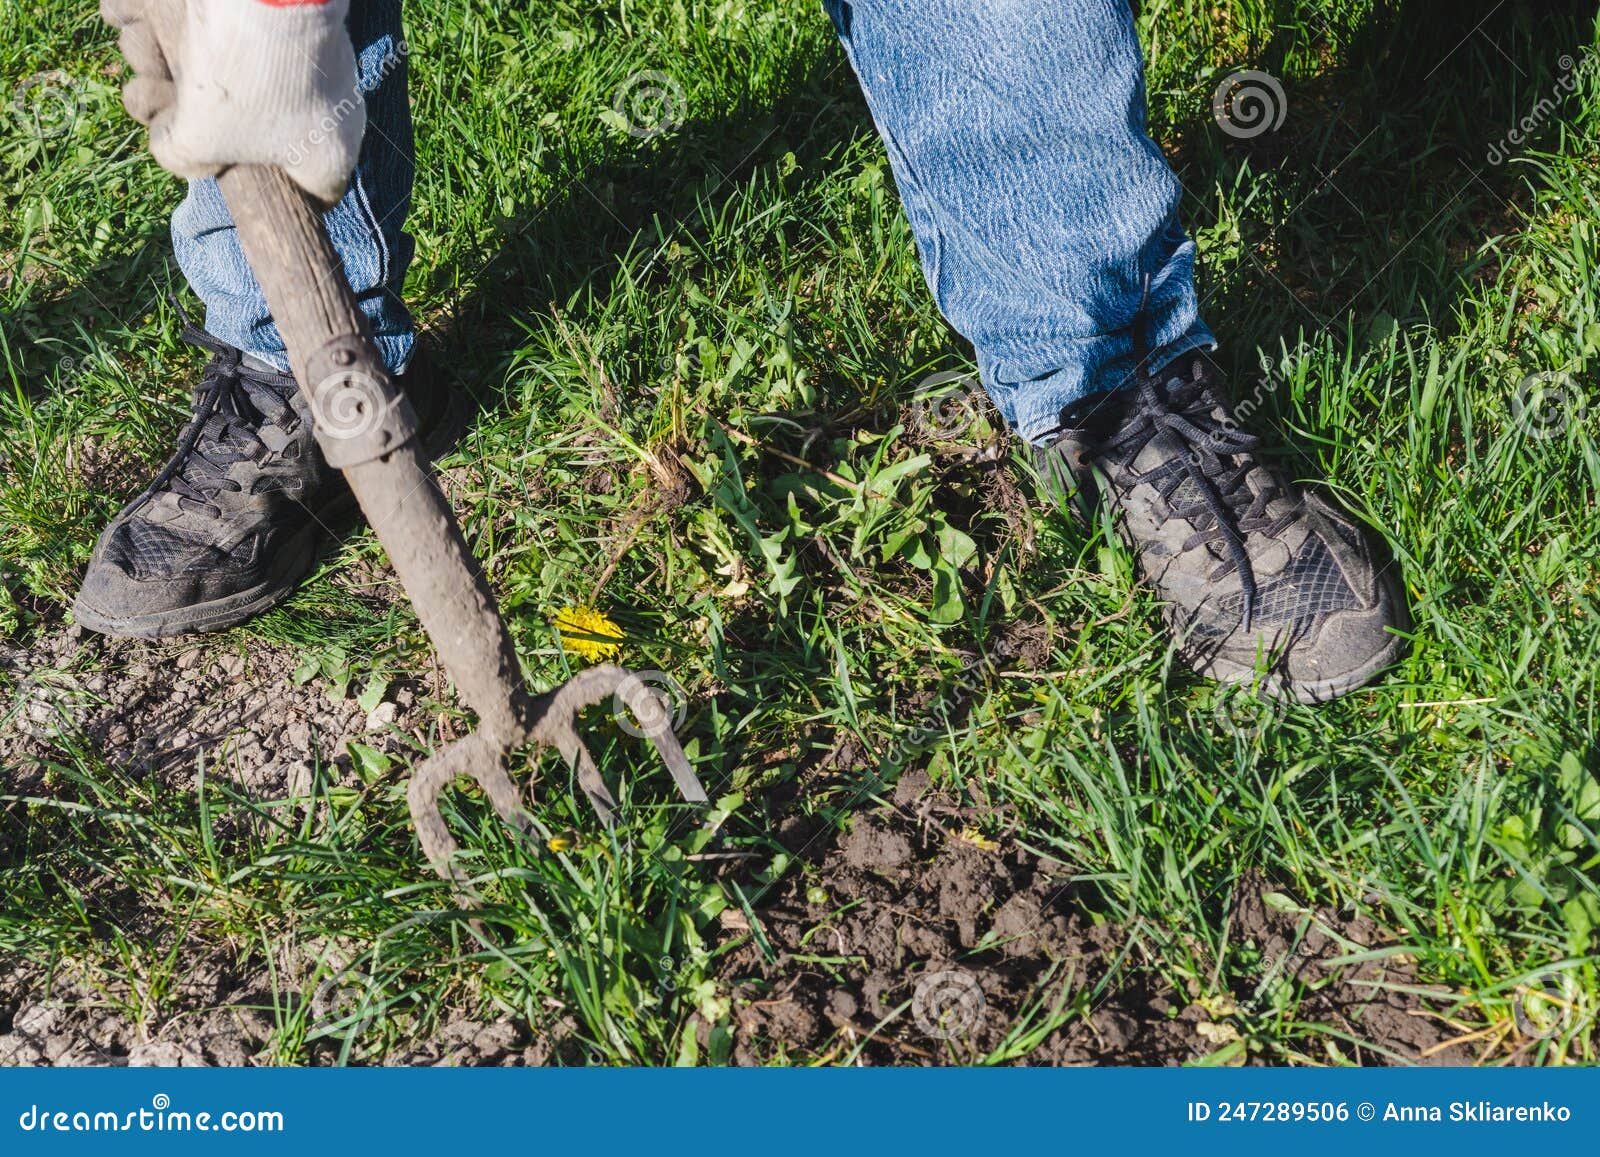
[101,0,365,208]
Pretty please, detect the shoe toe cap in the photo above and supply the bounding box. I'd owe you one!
[1191,567,1409,702]
[1278,569,1410,700]
[71,526,227,635]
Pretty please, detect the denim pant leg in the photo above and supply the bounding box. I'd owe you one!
[170,0,417,375]
[825,0,1215,443]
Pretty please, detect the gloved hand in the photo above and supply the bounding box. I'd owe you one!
[100,0,365,208]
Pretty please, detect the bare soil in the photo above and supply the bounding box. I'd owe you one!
[1,624,426,803]
[711,769,1488,1065]
[3,628,1489,1066]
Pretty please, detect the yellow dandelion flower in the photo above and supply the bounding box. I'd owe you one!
[957,826,1000,852]
[546,832,576,854]
[554,605,624,662]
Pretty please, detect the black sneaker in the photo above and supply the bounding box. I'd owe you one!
[72,325,439,639]
[1042,353,1407,703]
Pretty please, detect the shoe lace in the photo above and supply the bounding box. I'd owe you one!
[1107,367,1301,629]
[1106,280,1296,630]
[139,325,301,520]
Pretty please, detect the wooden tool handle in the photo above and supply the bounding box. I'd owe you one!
[216,164,530,741]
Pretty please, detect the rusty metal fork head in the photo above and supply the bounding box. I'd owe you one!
[406,664,708,888]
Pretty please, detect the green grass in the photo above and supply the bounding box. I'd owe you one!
[3,0,1599,1064]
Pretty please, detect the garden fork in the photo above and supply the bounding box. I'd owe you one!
[213,164,707,886]
[112,2,708,888]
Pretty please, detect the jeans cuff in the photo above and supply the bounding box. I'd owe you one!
[241,329,414,379]
[1142,327,1218,389]
[1002,319,1217,445]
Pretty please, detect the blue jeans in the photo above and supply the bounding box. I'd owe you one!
[173,0,416,375]
[174,0,1213,444]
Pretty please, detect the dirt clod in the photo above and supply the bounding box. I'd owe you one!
[711,791,1493,1065]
